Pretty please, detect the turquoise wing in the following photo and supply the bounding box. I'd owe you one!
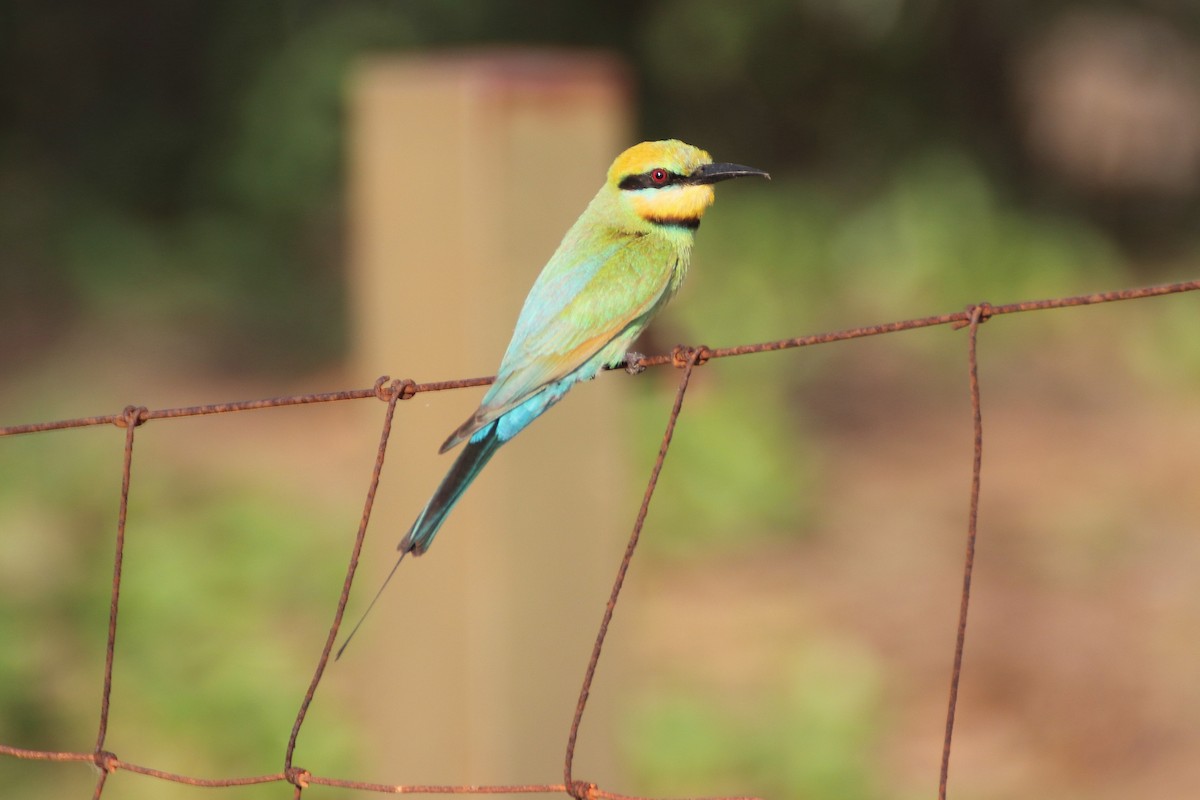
[441,231,683,451]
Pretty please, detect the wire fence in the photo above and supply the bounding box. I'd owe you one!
[1,278,1198,800]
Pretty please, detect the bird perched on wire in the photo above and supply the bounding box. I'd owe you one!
[339,139,767,656]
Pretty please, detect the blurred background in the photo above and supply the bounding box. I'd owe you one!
[2,1,1200,798]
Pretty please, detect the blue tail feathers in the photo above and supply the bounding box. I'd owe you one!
[400,421,505,555]
[336,428,498,660]
[402,382,572,556]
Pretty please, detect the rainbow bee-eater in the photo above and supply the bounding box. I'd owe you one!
[339,140,767,654]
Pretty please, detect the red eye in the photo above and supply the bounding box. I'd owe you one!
[650,168,669,184]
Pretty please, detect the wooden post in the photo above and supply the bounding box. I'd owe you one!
[344,51,632,789]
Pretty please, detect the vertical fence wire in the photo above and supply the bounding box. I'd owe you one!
[938,304,988,800]
[91,405,147,799]
[284,377,413,788]
[564,346,709,799]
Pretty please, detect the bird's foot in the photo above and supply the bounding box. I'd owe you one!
[624,351,646,375]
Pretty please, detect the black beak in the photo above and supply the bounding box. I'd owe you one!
[687,162,771,185]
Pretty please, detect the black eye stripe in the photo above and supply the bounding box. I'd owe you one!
[618,169,682,191]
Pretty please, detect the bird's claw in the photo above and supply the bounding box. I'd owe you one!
[624,352,646,375]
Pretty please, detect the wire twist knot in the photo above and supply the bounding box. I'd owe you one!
[373,376,418,402]
[952,302,994,330]
[92,749,118,774]
[567,780,599,800]
[113,406,147,429]
[285,765,311,789]
[671,344,711,368]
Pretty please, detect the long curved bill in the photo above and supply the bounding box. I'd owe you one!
[687,162,771,184]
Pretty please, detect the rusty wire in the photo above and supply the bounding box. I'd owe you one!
[0,278,1197,800]
[564,345,710,799]
[284,377,412,784]
[937,304,986,800]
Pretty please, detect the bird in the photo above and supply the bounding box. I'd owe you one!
[337,140,768,656]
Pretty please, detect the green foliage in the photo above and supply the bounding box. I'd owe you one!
[0,426,356,798]
[624,640,885,799]
[633,362,821,557]
[2,4,419,371]
[694,151,1119,333]
[213,6,415,218]
[830,152,1120,318]
[56,201,176,316]
[643,149,1121,554]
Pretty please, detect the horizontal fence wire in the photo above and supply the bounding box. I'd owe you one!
[0,278,1197,800]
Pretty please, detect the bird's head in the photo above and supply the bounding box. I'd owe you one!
[606,140,769,231]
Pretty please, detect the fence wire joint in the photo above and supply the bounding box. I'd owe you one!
[568,780,599,800]
[671,344,711,368]
[113,406,147,429]
[952,302,993,330]
[373,376,418,402]
[285,766,311,789]
[92,750,117,775]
